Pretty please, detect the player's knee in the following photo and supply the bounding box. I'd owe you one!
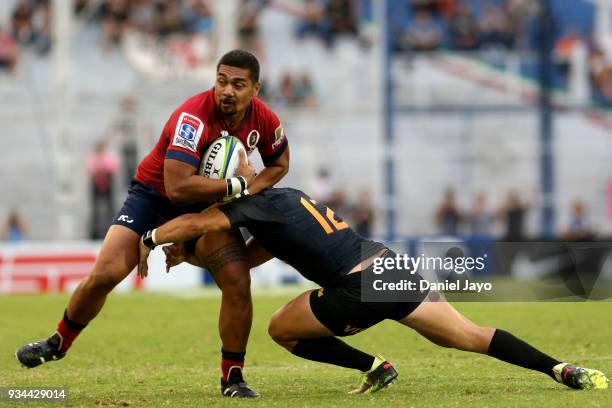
[267,318,282,343]
[216,267,251,297]
[268,311,293,348]
[453,325,492,353]
[220,274,251,301]
[83,271,121,293]
[84,260,127,293]
[471,326,495,353]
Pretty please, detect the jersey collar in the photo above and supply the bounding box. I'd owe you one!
[215,98,254,135]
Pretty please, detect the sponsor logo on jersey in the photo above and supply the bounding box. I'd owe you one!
[172,112,204,152]
[272,124,285,149]
[180,123,196,140]
[246,130,260,150]
[117,215,134,224]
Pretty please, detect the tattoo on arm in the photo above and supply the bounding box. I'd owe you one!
[201,242,248,272]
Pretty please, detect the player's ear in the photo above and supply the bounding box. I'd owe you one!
[253,81,260,97]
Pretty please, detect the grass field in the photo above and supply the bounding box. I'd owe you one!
[1,289,611,407]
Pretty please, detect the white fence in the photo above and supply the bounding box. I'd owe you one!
[0,241,306,294]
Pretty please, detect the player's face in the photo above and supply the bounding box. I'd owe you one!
[214,65,260,117]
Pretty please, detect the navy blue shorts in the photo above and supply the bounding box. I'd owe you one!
[112,180,209,236]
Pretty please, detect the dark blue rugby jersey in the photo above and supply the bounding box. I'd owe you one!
[219,188,385,287]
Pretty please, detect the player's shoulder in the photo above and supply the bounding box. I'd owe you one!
[163,90,212,150]
[171,89,214,120]
[221,188,288,224]
[258,187,303,202]
[251,96,279,121]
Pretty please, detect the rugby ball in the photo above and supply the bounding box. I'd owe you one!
[199,135,247,179]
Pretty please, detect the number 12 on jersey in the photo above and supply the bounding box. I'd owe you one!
[300,197,349,234]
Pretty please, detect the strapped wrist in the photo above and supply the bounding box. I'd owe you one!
[142,229,157,249]
[226,176,248,196]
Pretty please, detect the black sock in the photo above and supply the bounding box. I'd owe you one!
[63,310,87,330]
[292,337,375,372]
[221,348,245,361]
[487,329,561,380]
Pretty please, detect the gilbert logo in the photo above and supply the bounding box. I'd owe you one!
[202,142,223,177]
[117,215,134,224]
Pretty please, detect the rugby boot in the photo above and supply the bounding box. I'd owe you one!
[553,363,609,390]
[16,332,65,368]
[221,366,261,398]
[350,355,398,394]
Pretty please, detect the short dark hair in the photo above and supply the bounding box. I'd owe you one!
[217,49,260,83]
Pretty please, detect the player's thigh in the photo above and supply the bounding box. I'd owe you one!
[90,225,141,287]
[195,229,249,288]
[268,290,334,341]
[103,180,165,283]
[397,292,490,350]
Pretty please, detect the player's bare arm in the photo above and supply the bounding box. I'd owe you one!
[158,237,271,275]
[248,146,290,195]
[137,207,231,278]
[164,157,256,204]
[177,237,273,271]
[137,209,274,278]
[163,208,231,245]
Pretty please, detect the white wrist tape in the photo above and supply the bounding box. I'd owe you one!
[226,176,247,196]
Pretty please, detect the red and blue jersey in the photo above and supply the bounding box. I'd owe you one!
[135,89,288,197]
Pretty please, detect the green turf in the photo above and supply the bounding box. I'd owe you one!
[1,289,610,407]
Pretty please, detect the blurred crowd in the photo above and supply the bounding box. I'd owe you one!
[259,70,317,108]
[0,0,50,75]
[390,0,612,105]
[5,0,612,105]
[75,0,216,51]
[277,0,364,48]
[434,188,595,241]
[307,169,597,241]
[310,168,375,238]
[394,0,524,52]
[75,0,366,53]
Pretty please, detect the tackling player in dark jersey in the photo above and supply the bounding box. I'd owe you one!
[16,50,289,398]
[138,187,609,393]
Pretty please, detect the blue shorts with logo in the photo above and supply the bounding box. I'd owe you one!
[112,180,209,236]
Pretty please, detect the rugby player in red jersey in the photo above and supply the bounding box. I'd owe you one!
[16,50,289,398]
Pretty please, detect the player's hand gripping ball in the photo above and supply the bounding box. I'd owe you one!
[199,135,254,201]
